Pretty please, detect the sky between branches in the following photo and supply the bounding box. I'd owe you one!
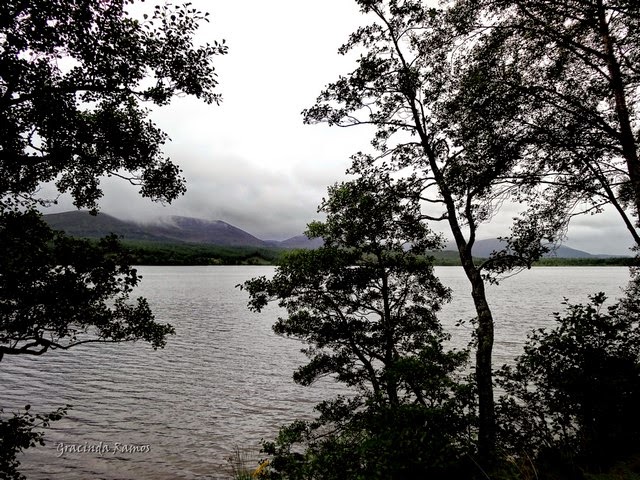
[43,0,633,255]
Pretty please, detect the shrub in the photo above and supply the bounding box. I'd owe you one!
[496,292,640,473]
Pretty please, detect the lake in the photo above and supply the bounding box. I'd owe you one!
[0,266,630,479]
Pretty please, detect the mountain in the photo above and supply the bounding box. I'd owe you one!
[42,210,320,249]
[147,216,265,247]
[43,211,613,257]
[43,211,170,242]
[448,238,596,259]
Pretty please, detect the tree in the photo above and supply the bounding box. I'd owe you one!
[0,0,227,360]
[0,405,68,480]
[242,171,476,478]
[440,3,640,472]
[496,293,640,473]
[0,0,226,476]
[1,0,226,211]
[0,209,173,361]
[452,0,640,246]
[303,0,555,462]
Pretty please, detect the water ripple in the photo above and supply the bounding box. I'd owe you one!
[0,266,629,479]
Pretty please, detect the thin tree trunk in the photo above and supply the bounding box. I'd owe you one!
[596,0,640,222]
[466,264,496,464]
[450,221,496,464]
[430,155,497,463]
[409,103,497,465]
[381,268,400,406]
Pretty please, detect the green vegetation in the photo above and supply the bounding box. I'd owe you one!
[0,405,69,479]
[433,252,634,268]
[116,240,634,267]
[242,173,478,479]
[0,0,225,477]
[495,292,640,478]
[532,257,634,267]
[227,446,264,480]
[121,240,283,266]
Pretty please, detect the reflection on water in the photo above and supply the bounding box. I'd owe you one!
[0,266,630,479]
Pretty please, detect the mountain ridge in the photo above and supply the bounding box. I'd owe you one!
[446,238,616,259]
[43,210,318,249]
[43,210,620,257]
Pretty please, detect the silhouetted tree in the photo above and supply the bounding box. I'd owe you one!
[452,0,640,246]
[0,0,226,210]
[303,0,559,462]
[242,170,475,478]
[0,1,226,477]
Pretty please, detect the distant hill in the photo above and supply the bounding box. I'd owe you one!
[448,238,599,259]
[43,211,320,249]
[44,211,617,258]
[278,235,324,249]
[44,211,171,243]
[147,216,265,247]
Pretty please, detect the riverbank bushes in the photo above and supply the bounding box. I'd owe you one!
[240,289,640,480]
[495,291,640,478]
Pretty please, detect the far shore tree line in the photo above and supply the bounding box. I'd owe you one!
[52,239,639,267]
[1,1,639,480]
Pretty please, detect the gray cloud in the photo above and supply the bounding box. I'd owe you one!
[41,0,635,255]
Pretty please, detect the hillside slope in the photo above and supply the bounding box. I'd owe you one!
[43,211,319,248]
[44,211,615,258]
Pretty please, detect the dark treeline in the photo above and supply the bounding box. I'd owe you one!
[121,241,633,267]
[121,241,281,266]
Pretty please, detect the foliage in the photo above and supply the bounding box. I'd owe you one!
[0,209,174,361]
[302,0,640,461]
[260,394,477,480]
[1,1,224,477]
[532,257,635,267]
[300,0,564,460]
[0,405,68,480]
[244,172,453,400]
[496,293,640,473]
[122,241,283,266]
[242,172,477,479]
[0,0,227,211]
[452,0,640,246]
[227,446,263,480]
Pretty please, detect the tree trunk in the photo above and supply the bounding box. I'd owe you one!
[467,266,496,464]
[381,267,400,406]
[434,172,496,463]
[596,0,640,222]
[415,121,497,465]
[452,231,496,464]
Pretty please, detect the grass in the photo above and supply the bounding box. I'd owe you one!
[227,446,267,479]
[584,453,640,480]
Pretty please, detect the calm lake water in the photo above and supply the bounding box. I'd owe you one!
[0,266,630,479]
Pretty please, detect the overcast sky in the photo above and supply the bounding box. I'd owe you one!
[45,0,634,255]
